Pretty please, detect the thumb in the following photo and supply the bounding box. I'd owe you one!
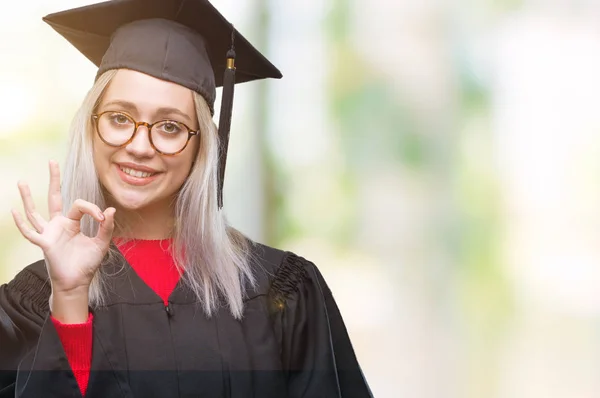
[96,207,116,246]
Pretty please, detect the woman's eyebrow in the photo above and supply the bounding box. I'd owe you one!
[154,107,194,125]
[100,100,193,124]
[101,99,138,113]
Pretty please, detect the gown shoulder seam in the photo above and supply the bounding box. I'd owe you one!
[268,252,311,308]
[6,264,51,313]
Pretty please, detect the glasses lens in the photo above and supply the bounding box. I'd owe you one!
[97,112,135,146]
[151,120,190,154]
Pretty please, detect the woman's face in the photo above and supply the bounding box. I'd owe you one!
[93,69,199,213]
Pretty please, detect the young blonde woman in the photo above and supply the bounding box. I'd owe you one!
[0,1,372,397]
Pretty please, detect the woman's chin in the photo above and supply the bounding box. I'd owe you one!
[111,193,153,212]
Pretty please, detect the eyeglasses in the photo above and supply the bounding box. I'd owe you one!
[91,111,200,155]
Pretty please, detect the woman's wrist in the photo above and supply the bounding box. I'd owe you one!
[49,288,90,324]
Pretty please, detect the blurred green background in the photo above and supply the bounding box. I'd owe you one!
[3,1,600,397]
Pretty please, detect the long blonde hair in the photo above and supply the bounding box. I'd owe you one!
[61,69,255,319]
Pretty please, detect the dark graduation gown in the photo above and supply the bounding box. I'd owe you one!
[0,243,372,398]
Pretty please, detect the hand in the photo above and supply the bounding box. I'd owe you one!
[11,160,116,295]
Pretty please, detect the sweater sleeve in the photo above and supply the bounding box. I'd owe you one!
[51,313,94,396]
[0,260,84,398]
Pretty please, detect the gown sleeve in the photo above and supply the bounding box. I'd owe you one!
[0,262,82,398]
[268,253,373,398]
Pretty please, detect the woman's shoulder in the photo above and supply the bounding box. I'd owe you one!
[1,260,50,306]
[247,241,318,303]
[0,260,50,323]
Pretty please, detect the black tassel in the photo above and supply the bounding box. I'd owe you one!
[217,30,236,209]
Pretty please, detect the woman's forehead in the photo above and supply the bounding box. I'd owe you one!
[101,69,195,115]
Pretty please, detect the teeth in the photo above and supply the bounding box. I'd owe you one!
[120,166,155,178]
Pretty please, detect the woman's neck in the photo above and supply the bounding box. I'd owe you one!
[112,205,175,240]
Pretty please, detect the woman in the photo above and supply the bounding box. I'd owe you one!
[0,0,372,397]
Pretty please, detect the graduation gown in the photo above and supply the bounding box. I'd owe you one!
[0,243,372,398]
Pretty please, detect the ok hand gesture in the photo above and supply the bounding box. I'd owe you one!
[11,161,116,295]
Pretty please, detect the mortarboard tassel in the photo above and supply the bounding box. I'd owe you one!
[217,30,236,209]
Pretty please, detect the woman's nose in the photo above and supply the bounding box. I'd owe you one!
[125,124,155,157]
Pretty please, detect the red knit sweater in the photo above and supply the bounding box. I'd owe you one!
[50,239,181,396]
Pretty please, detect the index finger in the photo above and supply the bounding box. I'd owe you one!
[48,160,63,218]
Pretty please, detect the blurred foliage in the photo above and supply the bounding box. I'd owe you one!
[327,0,426,172]
[0,125,68,157]
[454,43,514,398]
[324,0,514,395]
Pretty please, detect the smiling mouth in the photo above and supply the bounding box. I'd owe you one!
[119,166,158,178]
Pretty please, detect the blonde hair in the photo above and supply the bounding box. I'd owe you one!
[61,69,255,319]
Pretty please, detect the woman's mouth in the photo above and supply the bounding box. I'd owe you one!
[115,164,161,186]
[120,166,156,178]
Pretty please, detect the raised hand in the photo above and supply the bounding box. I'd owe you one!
[11,160,116,296]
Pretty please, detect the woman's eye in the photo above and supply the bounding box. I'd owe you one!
[110,113,131,125]
[159,122,182,134]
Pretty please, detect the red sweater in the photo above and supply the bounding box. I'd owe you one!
[50,239,181,396]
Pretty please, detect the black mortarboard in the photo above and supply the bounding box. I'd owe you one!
[43,0,282,208]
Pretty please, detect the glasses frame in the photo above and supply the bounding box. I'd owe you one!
[92,111,200,156]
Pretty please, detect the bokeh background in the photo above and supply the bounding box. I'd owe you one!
[2,0,600,397]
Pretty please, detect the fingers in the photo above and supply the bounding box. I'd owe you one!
[48,160,63,219]
[95,207,116,245]
[65,199,106,223]
[11,209,42,246]
[17,181,47,233]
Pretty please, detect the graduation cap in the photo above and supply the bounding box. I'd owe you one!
[43,0,282,208]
